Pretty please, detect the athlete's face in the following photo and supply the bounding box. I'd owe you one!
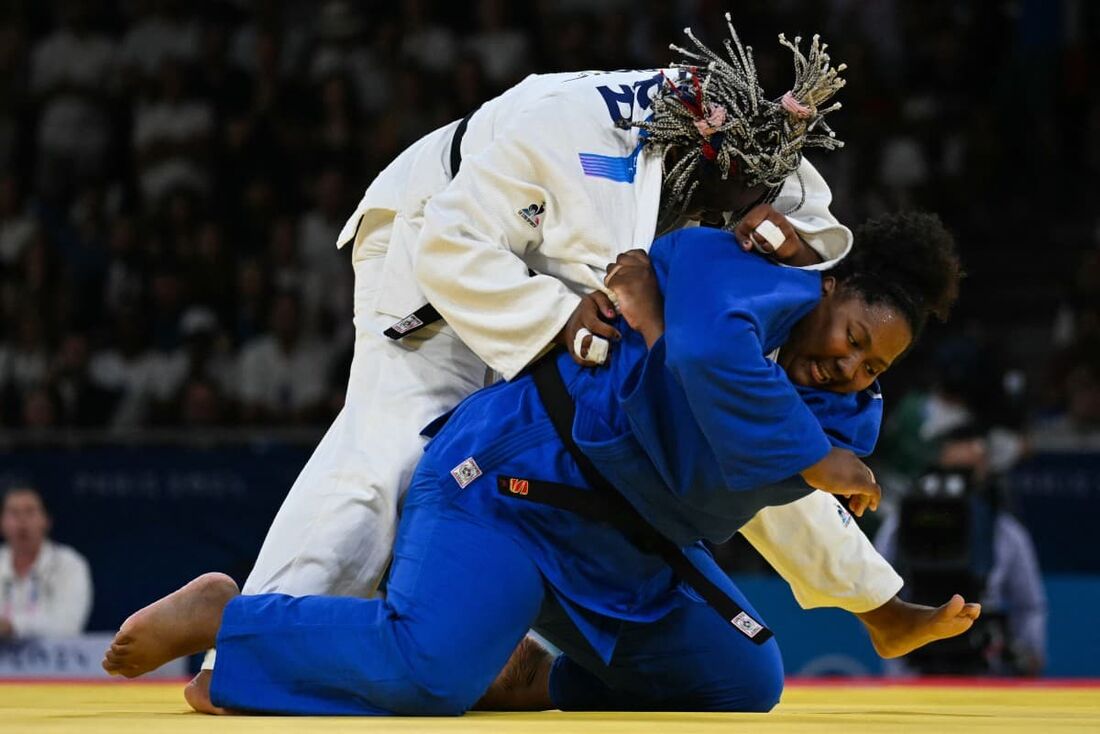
[664,148,769,224]
[778,278,913,394]
[684,165,769,224]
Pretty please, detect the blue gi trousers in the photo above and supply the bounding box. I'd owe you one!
[209,473,784,716]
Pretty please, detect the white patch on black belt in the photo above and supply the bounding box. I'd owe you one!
[731,611,764,637]
[392,313,424,334]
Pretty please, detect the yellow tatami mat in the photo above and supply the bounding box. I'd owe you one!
[3,680,1098,733]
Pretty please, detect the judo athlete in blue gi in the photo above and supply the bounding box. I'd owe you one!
[105,213,967,715]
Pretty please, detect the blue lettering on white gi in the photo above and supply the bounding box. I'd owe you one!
[596,74,664,123]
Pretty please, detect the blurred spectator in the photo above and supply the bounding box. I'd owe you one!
[50,331,117,427]
[155,307,238,423]
[132,60,214,205]
[0,486,92,639]
[118,0,201,87]
[4,312,50,399]
[308,1,389,117]
[465,0,531,86]
[28,0,117,201]
[0,176,38,268]
[177,376,229,428]
[88,307,161,429]
[1034,361,1100,449]
[237,291,333,424]
[298,168,353,333]
[101,214,145,316]
[400,0,456,76]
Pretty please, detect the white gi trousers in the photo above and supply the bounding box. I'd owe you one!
[241,230,488,598]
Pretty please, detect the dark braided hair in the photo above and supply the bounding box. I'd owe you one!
[831,212,964,339]
[622,15,847,225]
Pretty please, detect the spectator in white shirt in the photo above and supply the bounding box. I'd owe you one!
[0,486,93,640]
[132,59,214,205]
[236,291,332,424]
[28,0,116,199]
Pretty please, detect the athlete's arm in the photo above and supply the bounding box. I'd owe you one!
[415,130,579,380]
[415,96,638,379]
[770,157,853,269]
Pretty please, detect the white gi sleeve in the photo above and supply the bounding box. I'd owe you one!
[778,157,853,270]
[10,545,93,637]
[740,492,903,613]
[415,117,584,380]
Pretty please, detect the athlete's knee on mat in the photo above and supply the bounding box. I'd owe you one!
[706,646,785,712]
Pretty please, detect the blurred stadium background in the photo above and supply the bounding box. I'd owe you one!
[0,0,1098,680]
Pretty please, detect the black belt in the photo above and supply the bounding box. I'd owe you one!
[383,111,474,341]
[503,355,774,645]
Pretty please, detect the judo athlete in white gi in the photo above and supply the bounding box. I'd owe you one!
[101,215,973,715]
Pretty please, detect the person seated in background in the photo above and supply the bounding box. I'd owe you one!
[0,486,93,640]
[874,425,1047,676]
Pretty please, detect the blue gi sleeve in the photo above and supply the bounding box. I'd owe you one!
[795,383,884,457]
[622,228,834,492]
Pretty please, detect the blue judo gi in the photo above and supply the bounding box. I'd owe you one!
[209,228,884,716]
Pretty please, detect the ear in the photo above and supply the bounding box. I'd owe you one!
[821,275,837,298]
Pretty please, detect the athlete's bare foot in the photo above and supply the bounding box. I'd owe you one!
[184,670,233,715]
[858,593,982,659]
[102,572,239,678]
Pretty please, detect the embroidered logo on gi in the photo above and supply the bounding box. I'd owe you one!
[391,313,424,335]
[450,457,482,488]
[508,478,529,496]
[517,202,545,228]
[836,502,853,528]
[731,612,764,638]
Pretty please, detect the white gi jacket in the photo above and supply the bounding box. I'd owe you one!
[335,70,901,612]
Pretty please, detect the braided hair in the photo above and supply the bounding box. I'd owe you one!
[624,15,847,225]
[831,212,964,340]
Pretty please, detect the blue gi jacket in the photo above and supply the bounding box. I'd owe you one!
[563,227,883,547]
[416,226,882,661]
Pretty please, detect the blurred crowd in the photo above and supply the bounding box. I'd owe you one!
[0,0,1097,434]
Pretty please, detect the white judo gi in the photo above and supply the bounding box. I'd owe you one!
[243,70,903,613]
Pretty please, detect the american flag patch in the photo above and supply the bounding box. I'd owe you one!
[450,457,482,488]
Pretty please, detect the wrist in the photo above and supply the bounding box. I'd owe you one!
[781,235,825,267]
[638,318,665,349]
